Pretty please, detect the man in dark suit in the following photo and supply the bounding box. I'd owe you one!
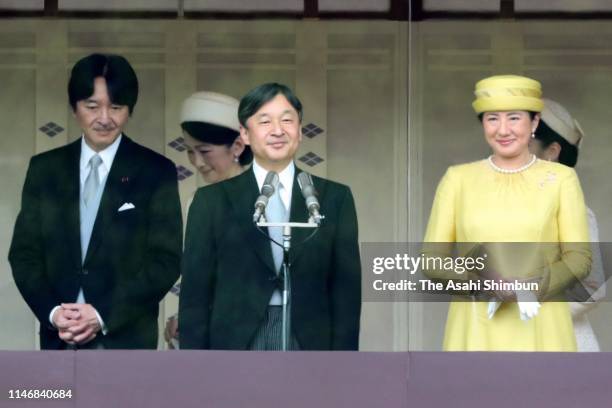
[8,54,182,349]
[179,83,361,350]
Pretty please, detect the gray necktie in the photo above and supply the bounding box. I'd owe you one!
[265,183,288,274]
[83,154,102,207]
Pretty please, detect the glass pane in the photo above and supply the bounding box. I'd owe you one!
[319,0,391,12]
[423,0,500,12]
[184,0,303,12]
[59,0,178,11]
[0,0,44,10]
[516,0,612,12]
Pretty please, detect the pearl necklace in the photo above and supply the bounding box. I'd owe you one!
[487,154,537,174]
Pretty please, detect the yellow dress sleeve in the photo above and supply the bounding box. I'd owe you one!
[558,169,589,242]
[424,167,456,243]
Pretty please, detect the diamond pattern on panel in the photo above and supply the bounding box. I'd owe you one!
[168,137,188,152]
[176,165,194,181]
[39,122,64,138]
[298,152,325,167]
[301,123,324,139]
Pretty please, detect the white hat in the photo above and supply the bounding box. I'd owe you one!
[180,91,240,132]
[541,98,584,147]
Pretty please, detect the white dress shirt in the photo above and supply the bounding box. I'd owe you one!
[251,158,294,211]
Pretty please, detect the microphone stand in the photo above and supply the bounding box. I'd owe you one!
[256,219,319,351]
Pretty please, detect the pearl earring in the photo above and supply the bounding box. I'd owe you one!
[531,132,535,139]
[234,156,239,163]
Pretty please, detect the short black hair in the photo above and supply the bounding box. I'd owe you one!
[238,83,303,127]
[68,53,139,114]
[181,121,253,166]
[534,120,579,167]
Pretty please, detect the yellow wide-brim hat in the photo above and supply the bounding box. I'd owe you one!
[472,75,544,114]
[541,98,584,147]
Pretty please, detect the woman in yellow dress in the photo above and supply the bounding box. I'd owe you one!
[424,75,591,351]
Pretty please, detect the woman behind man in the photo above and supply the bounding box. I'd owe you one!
[530,98,605,351]
[424,75,591,351]
[164,91,251,348]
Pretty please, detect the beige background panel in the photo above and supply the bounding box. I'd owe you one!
[296,21,327,177]
[0,68,37,350]
[327,68,397,351]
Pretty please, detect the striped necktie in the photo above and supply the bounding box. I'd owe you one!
[265,183,288,274]
[83,154,102,207]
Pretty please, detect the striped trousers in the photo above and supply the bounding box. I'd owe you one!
[249,306,300,350]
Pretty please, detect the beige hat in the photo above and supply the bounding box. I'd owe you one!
[472,75,544,114]
[541,98,584,147]
[180,91,240,132]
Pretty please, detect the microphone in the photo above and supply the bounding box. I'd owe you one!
[297,172,323,224]
[253,171,279,223]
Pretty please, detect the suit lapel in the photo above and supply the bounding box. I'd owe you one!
[288,170,309,264]
[62,140,84,270]
[84,136,138,266]
[289,167,329,266]
[225,170,277,276]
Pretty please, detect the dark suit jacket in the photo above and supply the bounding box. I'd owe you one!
[8,136,182,349]
[179,167,361,350]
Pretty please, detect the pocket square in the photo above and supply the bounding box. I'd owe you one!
[118,202,135,212]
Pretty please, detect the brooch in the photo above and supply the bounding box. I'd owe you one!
[538,171,556,189]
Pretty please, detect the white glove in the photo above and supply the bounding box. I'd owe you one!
[517,291,541,321]
[487,300,501,319]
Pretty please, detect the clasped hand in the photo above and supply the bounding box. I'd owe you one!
[52,303,101,345]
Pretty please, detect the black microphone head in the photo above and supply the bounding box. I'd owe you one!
[261,171,279,197]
